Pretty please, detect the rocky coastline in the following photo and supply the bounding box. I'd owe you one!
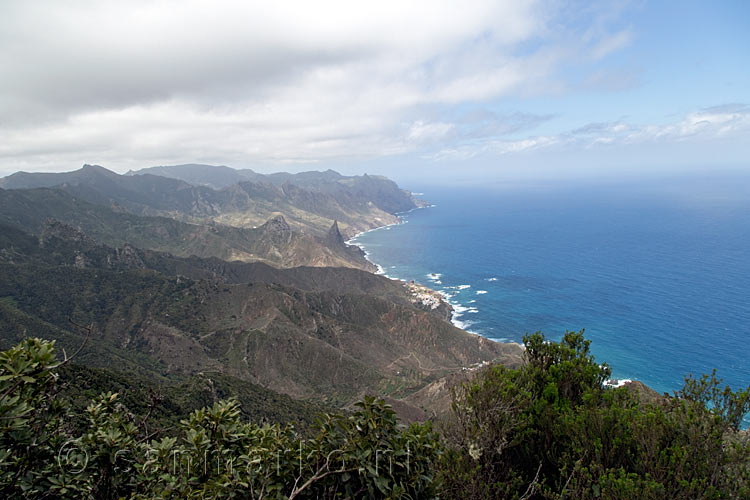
[344,208,457,324]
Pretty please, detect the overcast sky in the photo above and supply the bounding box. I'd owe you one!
[0,0,748,183]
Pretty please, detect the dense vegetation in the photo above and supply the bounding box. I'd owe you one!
[2,332,748,499]
[0,338,440,498]
[438,331,750,499]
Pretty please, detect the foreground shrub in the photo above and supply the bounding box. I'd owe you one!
[0,338,441,499]
[438,330,750,500]
[3,333,748,499]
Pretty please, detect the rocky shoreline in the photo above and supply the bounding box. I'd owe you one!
[344,210,457,324]
[343,207,527,357]
[405,280,454,321]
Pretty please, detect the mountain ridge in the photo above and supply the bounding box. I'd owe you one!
[0,165,525,421]
[0,187,374,270]
[0,164,422,238]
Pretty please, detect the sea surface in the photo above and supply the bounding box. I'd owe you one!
[350,174,750,424]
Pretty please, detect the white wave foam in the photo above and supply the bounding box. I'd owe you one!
[345,219,404,245]
[445,295,482,333]
[426,273,443,284]
[345,219,410,275]
[486,277,498,281]
[604,379,633,388]
[450,309,475,330]
[476,290,488,295]
[468,300,476,304]
[452,303,469,314]
[457,284,471,290]
[452,319,475,330]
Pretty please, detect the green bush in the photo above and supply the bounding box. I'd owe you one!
[0,338,72,496]
[438,330,750,499]
[0,338,441,499]
[3,333,748,499]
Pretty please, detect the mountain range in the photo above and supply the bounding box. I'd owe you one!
[0,164,423,237]
[0,164,522,420]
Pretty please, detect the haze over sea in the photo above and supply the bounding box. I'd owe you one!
[351,172,750,422]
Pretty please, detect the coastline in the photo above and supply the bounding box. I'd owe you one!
[346,221,402,277]
[345,203,433,278]
[347,189,749,423]
[348,204,639,385]
[345,203,523,349]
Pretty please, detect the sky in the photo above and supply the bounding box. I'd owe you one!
[0,0,748,183]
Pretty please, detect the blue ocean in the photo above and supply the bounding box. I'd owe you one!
[351,173,750,423]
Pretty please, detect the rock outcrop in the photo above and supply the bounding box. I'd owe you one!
[326,220,346,247]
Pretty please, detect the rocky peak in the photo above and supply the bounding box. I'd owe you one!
[260,215,291,233]
[80,164,118,177]
[326,220,345,247]
[39,219,93,247]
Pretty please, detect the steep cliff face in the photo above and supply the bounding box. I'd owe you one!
[126,164,420,215]
[255,215,294,254]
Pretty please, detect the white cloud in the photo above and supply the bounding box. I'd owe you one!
[620,104,750,145]
[430,104,750,161]
[590,29,633,60]
[407,121,455,143]
[0,0,642,173]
